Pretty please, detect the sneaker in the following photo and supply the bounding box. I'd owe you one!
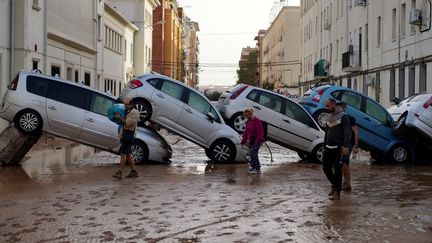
[342,183,352,191]
[329,191,341,200]
[112,170,122,179]
[126,170,139,178]
[247,169,258,174]
[328,186,336,196]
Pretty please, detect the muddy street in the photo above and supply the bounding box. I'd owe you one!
[1,136,432,243]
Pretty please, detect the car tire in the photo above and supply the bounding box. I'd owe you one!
[393,112,408,137]
[14,109,43,135]
[389,144,413,164]
[310,144,325,163]
[313,110,330,129]
[208,140,236,163]
[131,140,149,164]
[134,100,152,124]
[297,152,309,161]
[230,113,247,133]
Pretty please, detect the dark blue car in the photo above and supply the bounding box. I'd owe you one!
[300,85,415,163]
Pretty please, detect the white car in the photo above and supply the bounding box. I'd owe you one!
[216,84,325,162]
[0,71,172,164]
[388,93,432,142]
[118,72,248,163]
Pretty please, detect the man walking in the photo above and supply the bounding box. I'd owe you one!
[323,98,352,200]
[113,99,140,179]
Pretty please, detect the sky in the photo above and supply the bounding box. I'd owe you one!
[178,0,301,87]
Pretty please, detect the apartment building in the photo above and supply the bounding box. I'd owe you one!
[301,0,432,107]
[263,6,302,97]
[184,17,200,87]
[254,29,267,88]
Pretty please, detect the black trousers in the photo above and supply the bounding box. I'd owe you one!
[323,147,343,192]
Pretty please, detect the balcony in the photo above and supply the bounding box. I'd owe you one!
[314,59,329,78]
[342,49,362,73]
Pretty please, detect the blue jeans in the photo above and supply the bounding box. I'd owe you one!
[249,143,261,170]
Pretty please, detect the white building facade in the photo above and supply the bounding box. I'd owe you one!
[301,0,432,107]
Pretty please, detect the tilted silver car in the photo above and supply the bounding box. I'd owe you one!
[0,71,172,164]
[118,72,249,163]
[216,84,325,162]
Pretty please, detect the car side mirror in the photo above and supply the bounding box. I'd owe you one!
[392,97,401,105]
[206,112,215,123]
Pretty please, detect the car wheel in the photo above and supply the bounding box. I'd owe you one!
[134,100,152,123]
[131,140,149,164]
[310,144,325,163]
[208,140,236,163]
[389,144,412,164]
[15,109,43,135]
[393,113,408,136]
[230,113,247,133]
[313,110,329,129]
[297,152,309,161]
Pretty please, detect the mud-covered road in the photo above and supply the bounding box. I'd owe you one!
[1,134,432,242]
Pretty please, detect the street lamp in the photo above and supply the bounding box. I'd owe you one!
[145,20,165,29]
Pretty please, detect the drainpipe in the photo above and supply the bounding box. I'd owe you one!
[9,0,15,81]
[398,0,401,64]
[43,0,47,74]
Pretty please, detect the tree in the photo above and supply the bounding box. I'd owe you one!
[236,51,258,85]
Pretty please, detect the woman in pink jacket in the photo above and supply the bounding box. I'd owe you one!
[241,108,265,174]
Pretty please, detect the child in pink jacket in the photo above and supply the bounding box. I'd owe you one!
[241,108,264,174]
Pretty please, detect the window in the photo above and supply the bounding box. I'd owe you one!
[375,72,381,102]
[419,64,427,92]
[390,69,396,101]
[67,67,73,81]
[365,99,387,124]
[90,93,114,116]
[392,8,397,40]
[365,24,369,52]
[340,91,362,110]
[147,79,160,88]
[399,67,406,99]
[411,0,417,34]
[284,100,314,127]
[56,83,90,109]
[187,91,211,114]
[75,70,79,83]
[246,90,259,102]
[26,76,48,97]
[377,16,382,46]
[104,26,123,53]
[51,65,60,77]
[409,66,416,96]
[258,92,283,113]
[32,60,39,70]
[160,81,184,100]
[84,72,91,86]
[401,4,406,37]
[347,78,352,89]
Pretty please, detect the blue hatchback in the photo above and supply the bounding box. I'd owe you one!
[300,84,415,163]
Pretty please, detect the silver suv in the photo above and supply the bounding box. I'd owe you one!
[0,71,172,164]
[118,72,248,163]
[216,84,325,162]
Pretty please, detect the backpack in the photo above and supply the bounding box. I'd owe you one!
[107,103,126,125]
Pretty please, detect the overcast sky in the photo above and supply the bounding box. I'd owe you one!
[178,0,300,87]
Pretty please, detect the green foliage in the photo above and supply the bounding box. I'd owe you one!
[236,50,258,85]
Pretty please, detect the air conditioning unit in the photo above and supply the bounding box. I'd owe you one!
[366,75,375,86]
[410,9,422,25]
[324,20,331,30]
[355,0,367,6]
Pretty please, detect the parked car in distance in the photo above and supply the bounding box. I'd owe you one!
[300,84,415,163]
[0,71,172,164]
[216,84,325,163]
[118,72,248,163]
[388,93,432,143]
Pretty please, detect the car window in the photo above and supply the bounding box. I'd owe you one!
[90,93,115,116]
[26,76,49,97]
[331,90,342,99]
[284,100,315,127]
[365,99,387,124]
[147,79,160,88]
[187,91,220,122]
[160,80,184,100]
[258,92,283,113]
[246,89,259,101]
[55,83,90,110]
[340,91,362,110]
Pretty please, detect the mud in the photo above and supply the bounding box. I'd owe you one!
[1,136,432,242]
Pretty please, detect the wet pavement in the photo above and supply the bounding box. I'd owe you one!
[1,134,432,242]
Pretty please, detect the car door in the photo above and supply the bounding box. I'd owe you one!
[279,99,322,151]
[177,90,221,147]
[46,82,90,139]
[79,92,119,150]
[25,76,49,120]
[251,91,284,140]
[151,79,185,131]
[363,98,393,149]
[336,90,366,144]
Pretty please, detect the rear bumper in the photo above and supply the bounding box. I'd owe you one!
[0,102,22,122]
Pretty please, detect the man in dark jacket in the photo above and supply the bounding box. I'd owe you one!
[323,98,352,200]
